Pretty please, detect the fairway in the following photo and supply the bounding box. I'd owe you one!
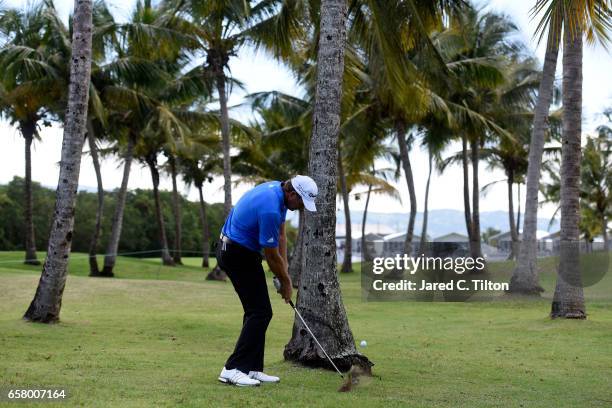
[1,252,611,407]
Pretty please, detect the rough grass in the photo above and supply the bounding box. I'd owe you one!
[0,251,611,407]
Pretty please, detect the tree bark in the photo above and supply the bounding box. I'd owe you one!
[516,183,521,233]
[551,15,585,319]
[169,156,183,265]
[462,134,473,242]
[361,184,372,262]
[602,215,609,251]
[146,155,175,266]
[470,138,484,263]
[87,120,104,276]
[288,210,305,288]
[216,70,232,218]
[102,135,135,276]
[508,18,560,295]
[397,125,416,256]
[507,170,518,261]
[284,0,372,372]
[21,120,41,265]
[23,0,93,323]
[419,150,433,254]
[197,184,210,268]
[338,142,352,273]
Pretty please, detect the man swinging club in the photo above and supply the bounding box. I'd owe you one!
[216,175,318,386]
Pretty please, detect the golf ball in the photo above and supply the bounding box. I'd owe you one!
[360,340,367,347]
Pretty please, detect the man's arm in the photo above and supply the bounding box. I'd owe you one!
[279,222,288,265]
[264,246,292,303]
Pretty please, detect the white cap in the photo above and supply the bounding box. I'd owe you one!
[291,175,318,212]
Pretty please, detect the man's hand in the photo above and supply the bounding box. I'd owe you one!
[278,276,293,303]
[265,247,292,303]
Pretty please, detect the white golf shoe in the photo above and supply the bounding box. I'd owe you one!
[218,367,261,387]
[248,371,280,383]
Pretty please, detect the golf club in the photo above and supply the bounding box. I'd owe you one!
[273,277,344,379]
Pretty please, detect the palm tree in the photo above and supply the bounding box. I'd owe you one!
[434,7,527,265]
[99,0,207,274]
[163,151,183,265]
[511,0,611,296]
[283,0,372,372]
[177,136,220,268]
[162,0,299,218]
[0,1,68,265]
[551,0,611,319]
[24,0,94,323]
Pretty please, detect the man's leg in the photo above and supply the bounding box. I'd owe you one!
[220,244,272,373]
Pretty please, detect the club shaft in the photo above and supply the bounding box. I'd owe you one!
[289,301,344,378]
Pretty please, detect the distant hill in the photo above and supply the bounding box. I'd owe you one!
[287,209,559,238]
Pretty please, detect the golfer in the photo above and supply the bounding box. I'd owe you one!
[216,175,318,387]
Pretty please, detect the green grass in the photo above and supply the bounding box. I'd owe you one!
[0,251,611,407]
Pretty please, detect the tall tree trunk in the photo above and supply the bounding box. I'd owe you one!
[21,120,41,265]
[288,210,305,288]
[516,183,521,233]
[169,156,183,265]
[23,0,93,323]
[419,150,433,254]
[197,183,210,268]
[602,216,609,251]
[397,125,416,256]
[87,120,104,276]
[470,138,484,262]
[216,70,232,218]
[338,142,352,273]
[551,15,585,319]
[284,0,372,372]
[508,18,560,295]
[146,155,175,266]
[102,135,135,276]
[204,58,231,281]
[361,184,372,261]
[507,170,518,261]
[462,134,473,242]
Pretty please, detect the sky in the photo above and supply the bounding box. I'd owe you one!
[1,0,611,223]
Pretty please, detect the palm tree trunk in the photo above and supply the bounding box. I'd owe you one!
[102,135,135,276]
[197,183,209,268]
[169,157,183,265]
[23,0,93,323]
[361,184,372,261]
[338,142,352,273]
[462,134,473,242]
[21,120,41,265]
[516,183,521,233]
[419,150,433,254]
[507,170,518,261]
[397,125,416,256]
[470,138,484,262]
[284,0,372,372]
[87,120,104,276]
[146,155,175,266]
[216,70,232,218]
[508,18,560,295]
[551,16,585,319]
[288,210,304,288]
[602,216,609,251]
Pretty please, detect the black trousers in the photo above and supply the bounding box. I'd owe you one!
[216,240,273,373]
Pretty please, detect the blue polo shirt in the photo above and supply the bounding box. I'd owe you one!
[221,181,288,252]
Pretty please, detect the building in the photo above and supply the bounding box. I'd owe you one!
[489,229,555,255]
